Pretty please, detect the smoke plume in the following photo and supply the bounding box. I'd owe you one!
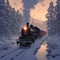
[22,0,40,23]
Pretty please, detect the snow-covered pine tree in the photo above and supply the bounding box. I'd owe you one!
[0,0,9,37]
[5,0,24,35]
[55,0,60,35]
[0,0,24,38]
[46,1,56,36]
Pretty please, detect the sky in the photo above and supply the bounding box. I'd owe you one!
[9,0,56,21]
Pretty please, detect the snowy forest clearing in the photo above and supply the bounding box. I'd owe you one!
[0,0,60,60]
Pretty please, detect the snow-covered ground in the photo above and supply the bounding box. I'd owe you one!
[46,35,60,60]
[0,35,60,60]
[0,35,47,60]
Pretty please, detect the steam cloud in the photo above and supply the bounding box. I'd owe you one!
[22,0,42,23]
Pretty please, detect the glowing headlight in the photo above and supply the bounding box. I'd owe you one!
[23,26,27,31]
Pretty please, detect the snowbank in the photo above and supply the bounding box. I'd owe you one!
[0,35,48,60]
[46,35,60,60]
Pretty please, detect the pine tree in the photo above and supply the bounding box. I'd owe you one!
[5,0,24,35]
[46,1,56,36]
[0,0,24,37]
[55,0,60,34]
[0,0,8,37]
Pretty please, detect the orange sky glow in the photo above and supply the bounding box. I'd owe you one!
[9,0,56,21]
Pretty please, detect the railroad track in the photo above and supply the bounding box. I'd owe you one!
[0,47,27,60]
[0,47,20,58]
[10,49,25,60]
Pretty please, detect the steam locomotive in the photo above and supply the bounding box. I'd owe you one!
[16,25,41,46]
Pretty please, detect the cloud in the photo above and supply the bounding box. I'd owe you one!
[9,0,45,23]
[22,0,44,23]
[30,0,57,21]
[9,0,24,14]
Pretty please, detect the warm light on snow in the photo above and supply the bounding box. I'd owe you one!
[36,41,47,60]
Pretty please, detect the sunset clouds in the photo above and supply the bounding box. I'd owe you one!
[30,0,56,21]
[9,0,24,14]
[9,0,56,21]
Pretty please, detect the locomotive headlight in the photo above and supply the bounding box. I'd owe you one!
[23,26,27,31]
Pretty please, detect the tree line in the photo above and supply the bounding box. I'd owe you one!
[46,0,60,36]
[0,0,24,38]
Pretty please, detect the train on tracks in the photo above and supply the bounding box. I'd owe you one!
[16,23,46,47]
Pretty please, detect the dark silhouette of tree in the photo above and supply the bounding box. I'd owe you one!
[46,1,56,36]
[46,0,60,36]
[55,0,60,34]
